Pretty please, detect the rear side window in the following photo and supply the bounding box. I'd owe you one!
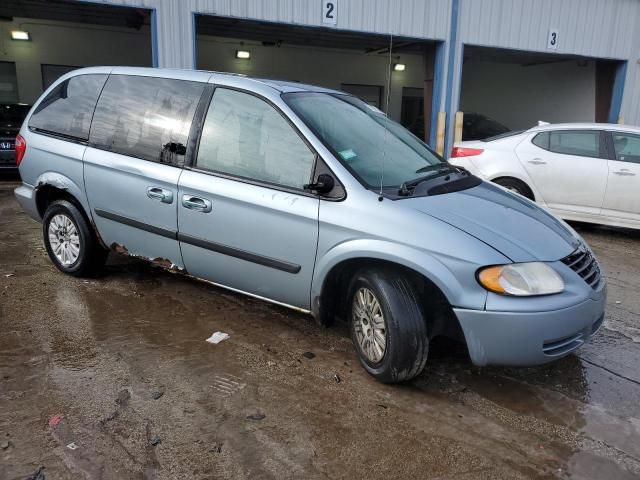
[612,133,640,164]
[90,75,205,165]
[549,131,600,158]
[532,130,602,158]
[531,132,549,149]
[195,88,315,189]
[29,74,107,141]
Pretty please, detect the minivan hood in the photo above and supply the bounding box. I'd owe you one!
[403,181,580,262]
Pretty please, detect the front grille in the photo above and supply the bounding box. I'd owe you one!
[561,247,601,289]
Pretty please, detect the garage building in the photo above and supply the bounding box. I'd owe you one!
[1,0,639,154]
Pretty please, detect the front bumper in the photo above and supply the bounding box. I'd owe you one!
[454,287,606,366]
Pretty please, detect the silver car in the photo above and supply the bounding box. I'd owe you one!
[14,67,606,383]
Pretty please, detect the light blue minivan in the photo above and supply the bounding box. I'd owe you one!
[14,67,606,382]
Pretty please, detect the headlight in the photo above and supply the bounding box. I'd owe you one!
[477,262,564,296]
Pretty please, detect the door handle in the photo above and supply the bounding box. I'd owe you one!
[613,169,636,176]
[528,158,547,165]
[182,195,212,213]
[146,187,173,204]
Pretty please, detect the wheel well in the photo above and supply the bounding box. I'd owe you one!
[35,185,106,248]
[35,185,83,219]
[492,176,535,200]
[317,258,463,341]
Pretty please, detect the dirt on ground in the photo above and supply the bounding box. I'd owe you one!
[1,177,640,479]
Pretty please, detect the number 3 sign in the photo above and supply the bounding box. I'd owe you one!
[547,28,559,50]
[322,0,338,25]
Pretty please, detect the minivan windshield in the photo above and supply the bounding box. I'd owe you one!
[283,92,445,188]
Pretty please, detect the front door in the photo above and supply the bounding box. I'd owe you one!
[178,87,319,309]
[516,130,608,215]
[601,131,640,223]
[84,74,205,267]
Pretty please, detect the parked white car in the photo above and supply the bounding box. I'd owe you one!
[450,123,640,229]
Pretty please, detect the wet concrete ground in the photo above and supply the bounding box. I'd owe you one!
[1,176,640,479]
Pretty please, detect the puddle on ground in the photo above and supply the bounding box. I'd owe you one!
[2,181,640,479]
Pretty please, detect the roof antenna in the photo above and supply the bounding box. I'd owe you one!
[378,32,393,202]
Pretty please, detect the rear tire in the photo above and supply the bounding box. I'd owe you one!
[42,200,108,277]
[494,177,534,200]
[348,267,429,383]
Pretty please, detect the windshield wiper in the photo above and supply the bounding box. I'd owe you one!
[414,163,457,175]
[398,166,469,196]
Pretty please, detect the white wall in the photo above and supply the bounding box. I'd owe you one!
[0,17,152,104]
[460,60,596,130]
[196,36,426,121]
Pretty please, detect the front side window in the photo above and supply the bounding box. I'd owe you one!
[29,74,107,140]
[90,75,205,165]
[548,131,601,158]
[283,92,444,188]
[612,133,640,164]
[195,88,315,189]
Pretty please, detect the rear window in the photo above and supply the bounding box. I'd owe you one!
[89,75,205,165]
[29,74,107,141]
[0,104,30,124]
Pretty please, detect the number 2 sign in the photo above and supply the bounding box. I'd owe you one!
[322,0,338,25]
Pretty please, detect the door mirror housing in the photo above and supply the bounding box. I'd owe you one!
[304,173,335,194]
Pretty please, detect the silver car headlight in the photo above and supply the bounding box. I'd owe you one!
[477,262,564,296]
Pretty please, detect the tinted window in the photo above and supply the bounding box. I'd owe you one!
[462,113,510,141]
[196,88,315,189]
[548,131,600,158]
[0,104,30,125]
[612,133,640,164]
[90,75,205,165]
[531,132,549,149]
[29,74,107,140]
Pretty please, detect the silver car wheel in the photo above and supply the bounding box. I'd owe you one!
[352,287,387,363]
[48,213,81,266]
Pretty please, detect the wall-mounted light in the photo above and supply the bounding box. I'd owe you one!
[393,63,406,72]
[236,50,251,59]
[11,30,31,41]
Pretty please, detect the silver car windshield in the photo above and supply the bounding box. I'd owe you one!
[283,92,445,188]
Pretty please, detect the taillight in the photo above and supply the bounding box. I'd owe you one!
[15,134,26,166]
[451,147,484,158]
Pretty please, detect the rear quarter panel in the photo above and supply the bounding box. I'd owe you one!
[452,135,544,203]
[19,131,90,217]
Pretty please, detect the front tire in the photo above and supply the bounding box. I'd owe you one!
[348,268,429,383]
[42,200,108,277]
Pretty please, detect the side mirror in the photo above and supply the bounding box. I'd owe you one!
[304,173,335,194]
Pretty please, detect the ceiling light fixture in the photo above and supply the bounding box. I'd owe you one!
[11,30,30,41]
[236,50,251,59]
